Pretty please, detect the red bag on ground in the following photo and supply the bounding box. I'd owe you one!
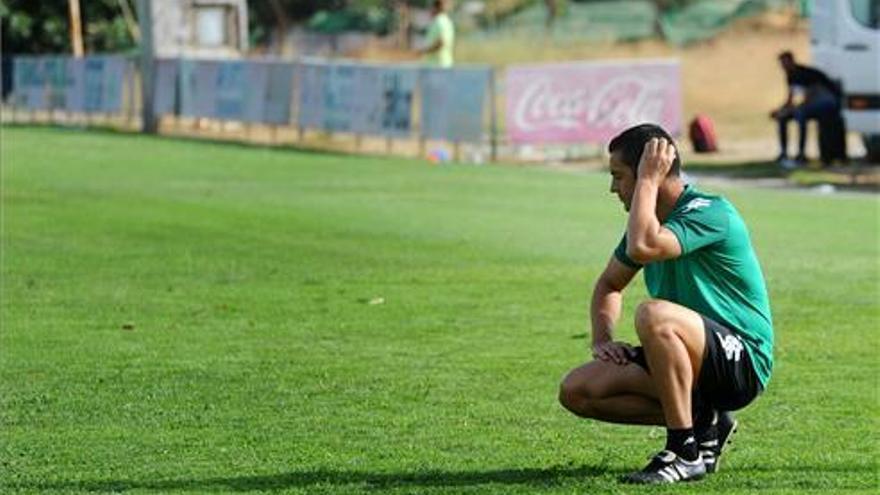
[689,114,718,153]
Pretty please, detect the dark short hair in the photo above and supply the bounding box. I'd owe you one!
[778,50,794,61]
[607,123,681,176]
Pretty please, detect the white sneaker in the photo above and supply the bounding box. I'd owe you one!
[779,158,799,170]
[622,450,706,484]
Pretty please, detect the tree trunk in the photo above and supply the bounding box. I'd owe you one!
[268,0,290,55]
[118,0,141,43]
[68,0,84,56]
[545,0,558,29]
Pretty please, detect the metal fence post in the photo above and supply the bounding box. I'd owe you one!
[417,68,426,159]
[136,0,157,133]
[489,67,498,162]
[126,58,136,130]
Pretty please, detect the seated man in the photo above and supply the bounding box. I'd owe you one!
[559,124,774,484]
[771,51,842,167]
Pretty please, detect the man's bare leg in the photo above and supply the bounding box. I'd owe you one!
[559,359,664,425]
[634,299,706,429]
[576,395,665,425]
[616,298,709,484]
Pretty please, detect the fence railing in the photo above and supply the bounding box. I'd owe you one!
[4,55,683,163]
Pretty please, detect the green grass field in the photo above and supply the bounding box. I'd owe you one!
[1,126,878,494]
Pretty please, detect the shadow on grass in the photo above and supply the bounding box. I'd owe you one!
[685,161,785,179]
[6,463,877,492]
[687,159,880,191]
[4,465,619,493]
[1,122,361,159]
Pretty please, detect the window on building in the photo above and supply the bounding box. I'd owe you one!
[849,0,880,29]
[197,6,228,46]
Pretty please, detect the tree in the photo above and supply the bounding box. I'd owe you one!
[248,0,402,46]
[1,0,432,54]
[545,0,558,28]
[248,0,343,46]
[1,0,137,55]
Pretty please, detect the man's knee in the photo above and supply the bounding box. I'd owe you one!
[635,299,677,341]
[558,378,584,415]
[558,371,586,410]
[558,368,606,417]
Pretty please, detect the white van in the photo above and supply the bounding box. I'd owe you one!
[810,0,880,160]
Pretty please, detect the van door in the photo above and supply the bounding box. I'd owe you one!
[838,0,880,133]
[811,0,839,75]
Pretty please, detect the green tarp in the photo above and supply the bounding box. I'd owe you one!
[467,0,797,45]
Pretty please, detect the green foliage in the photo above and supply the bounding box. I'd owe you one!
[1,0,135,55]
[1,126,878,495]
[247,0,342,28]
[249,1,395,46]
[1,0,412,53]
[307,6,395,34]
[660,0,768,45]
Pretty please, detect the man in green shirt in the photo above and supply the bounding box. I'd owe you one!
[558,124,773,484]
[420,0,455,67]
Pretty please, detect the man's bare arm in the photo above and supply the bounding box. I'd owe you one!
[420,39,443,55]
[626,138,683,264]
[590,256,639,364]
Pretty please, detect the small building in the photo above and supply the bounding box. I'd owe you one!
[151,0,249,59]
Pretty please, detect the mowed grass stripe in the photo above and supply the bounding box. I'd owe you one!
[1,126,878,494]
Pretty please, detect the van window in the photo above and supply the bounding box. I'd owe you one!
[849,0,880,29]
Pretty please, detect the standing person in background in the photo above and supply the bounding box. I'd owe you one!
[770,51,842,168]
[419,0,455,68]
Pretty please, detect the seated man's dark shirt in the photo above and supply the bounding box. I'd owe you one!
[787,64,842,100]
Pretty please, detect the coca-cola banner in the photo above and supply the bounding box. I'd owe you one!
[505,60,682,144]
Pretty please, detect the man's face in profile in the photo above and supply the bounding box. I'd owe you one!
[608,151,636,212]
[779,54,795,73]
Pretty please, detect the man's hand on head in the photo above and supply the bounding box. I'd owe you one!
[636,138,676,183]
[592,340,636,366]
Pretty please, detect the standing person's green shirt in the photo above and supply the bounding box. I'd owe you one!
[424,12,455,67]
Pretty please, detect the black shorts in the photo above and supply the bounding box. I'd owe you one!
[629,315,763,411]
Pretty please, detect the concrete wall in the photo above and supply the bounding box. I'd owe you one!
[153,0,248,59]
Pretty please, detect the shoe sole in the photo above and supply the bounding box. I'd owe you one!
[621,471,706,485]
[710,419,738,474]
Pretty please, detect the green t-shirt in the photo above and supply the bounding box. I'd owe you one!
[614,185,774,387]
[424,13,455,68]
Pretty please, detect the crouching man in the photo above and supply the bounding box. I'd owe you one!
[559,124,774,484]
